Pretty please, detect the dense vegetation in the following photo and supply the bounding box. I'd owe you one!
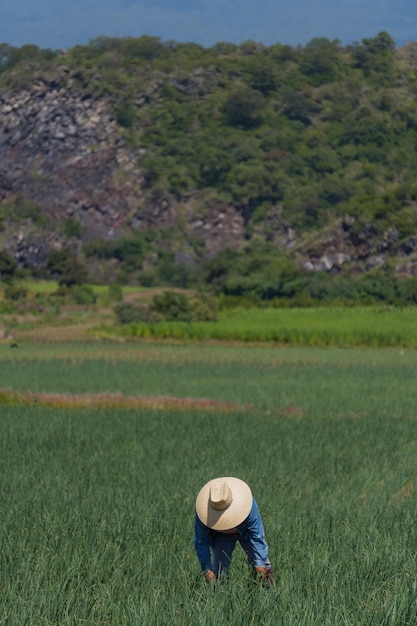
[2,32,417,303]
[58,32,417,228]
[109,304,417,347]
[2,344,417,624]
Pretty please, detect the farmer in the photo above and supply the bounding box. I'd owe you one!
[194,476,273,582]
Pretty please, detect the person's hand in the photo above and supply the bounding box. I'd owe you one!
[255,566,268,579]
[205,570,217,583]
[255,566,274,586]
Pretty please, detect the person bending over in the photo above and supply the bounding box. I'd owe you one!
[194,477,273,582]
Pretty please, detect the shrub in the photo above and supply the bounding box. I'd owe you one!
[0,249,17,285]
[151,290,192,322]
[107,283,123,303]
[47,249,89,287]
[300,38,341,84]
[222,87,265,129]
[70,285,97,305]
[403,276,417,303]
[62,218,83,239]
[2,194,48,227]
[114,302,158,325]
[115,101,136,128]
[4,283,27,301]
[190,293,218,321]
[156,256,194,288]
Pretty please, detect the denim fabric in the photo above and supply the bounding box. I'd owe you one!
[194,497,271,574]
[211,530,272,576]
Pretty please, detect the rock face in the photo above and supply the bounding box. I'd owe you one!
[0,69,146,241]
[188,204,246,258]
[295,216,417,276]
[0,68,248,267]
[1,67,417,276]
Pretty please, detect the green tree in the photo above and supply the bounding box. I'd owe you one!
[121,35,167,61]
[281,90,320,125]
[197,146,234,187]
[300,38,341,84]
[202,248,240,291]
[245,57,278,94]
[152,290,192,321]
[319,176,353,206]
[115,101,136,128]
[342,106,393,149]
[351,31,395,78]
[203,242,304,300]
[0,249,17,285]
[112,235,146,271]
[47,249,88,287]
[62,218,83,239]
[222,88,265,129]
[225,162,284,217]
[156,253,194,288]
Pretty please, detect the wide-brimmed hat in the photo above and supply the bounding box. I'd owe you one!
[195,477,252,530]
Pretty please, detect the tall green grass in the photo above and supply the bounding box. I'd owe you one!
[2,404,417,625]
[103,306,417,347]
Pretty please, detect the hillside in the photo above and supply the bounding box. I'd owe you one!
[2,33,417,300]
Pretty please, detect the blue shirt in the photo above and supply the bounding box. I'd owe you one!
[194,497,270,571]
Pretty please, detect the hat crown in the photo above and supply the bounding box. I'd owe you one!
[196,476,252,531]
[209,480,233,511]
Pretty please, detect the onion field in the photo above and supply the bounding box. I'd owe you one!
[2,342,417,625]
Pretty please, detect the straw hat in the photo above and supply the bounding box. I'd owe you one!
[195,477,253,530]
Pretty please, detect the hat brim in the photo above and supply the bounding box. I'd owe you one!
[196,477,252,530]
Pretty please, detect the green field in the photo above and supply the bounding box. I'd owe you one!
[2,342,417,625]
[104,306,417,347]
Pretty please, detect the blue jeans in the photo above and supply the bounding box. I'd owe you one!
[211,532,272,577]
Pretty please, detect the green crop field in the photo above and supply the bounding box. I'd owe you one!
[105,306,417,348]
[2,342,417,625]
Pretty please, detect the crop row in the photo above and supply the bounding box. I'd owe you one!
[3,402,417,625]
[104,305,417,347]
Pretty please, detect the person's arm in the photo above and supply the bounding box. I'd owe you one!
[242,498,271,569]
[194,514,215,579]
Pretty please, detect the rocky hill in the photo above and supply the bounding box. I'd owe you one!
[0,65,248,275]
[1,34,417,290]
[0,69,142,240]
